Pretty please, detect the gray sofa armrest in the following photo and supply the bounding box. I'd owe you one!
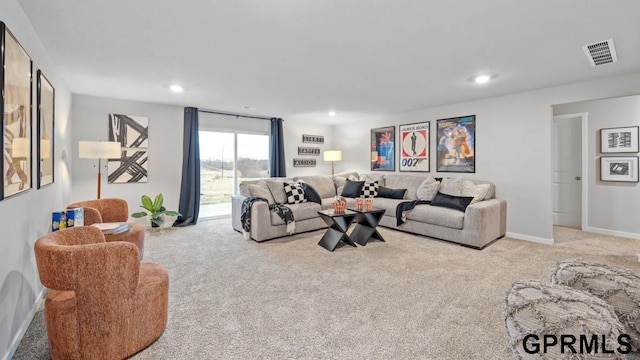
[231,195,248,232]
[462,198,507,248]
[231,195,278,241]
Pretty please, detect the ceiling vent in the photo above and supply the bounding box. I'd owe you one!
[582,39,617,66]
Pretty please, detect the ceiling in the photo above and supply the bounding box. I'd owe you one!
[17,0,640,124]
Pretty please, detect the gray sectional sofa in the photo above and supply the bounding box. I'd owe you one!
[231,171,507,249]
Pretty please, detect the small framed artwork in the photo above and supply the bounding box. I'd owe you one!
[436,115,475,173]
[293,158,316,167]
[600,156,638,182]
[371,126,396,171]
[302,134,324,144]
[1,22,33,199]
[37,70,55,188]
[298,146,320,155]
[600,126,639,153]
[108,114,148,183]
[399,121,430,172]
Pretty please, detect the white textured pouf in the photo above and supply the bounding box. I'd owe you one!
[504,280,627,360]
[551,260,640,353]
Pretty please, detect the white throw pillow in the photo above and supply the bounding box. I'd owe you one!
[461,180,491,204]
[439,177,463,196]
[417,180,440,201]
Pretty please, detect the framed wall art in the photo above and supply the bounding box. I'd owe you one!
[600,156,638,182]
[371,126,395,171]
[37,70,54,188]
[436,115,475,173]
[302,134,324,144]
[107,114,148,183]
[600,126,639,153]
[399,121,430,172]
[293,158,316,167]
[298,146,320,155]
[1,22,33,199]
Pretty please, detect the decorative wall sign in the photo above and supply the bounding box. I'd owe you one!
[302,134,324,144]
[600,126,639,153]
[600,156,638,182]
[298,146,320,155]
[1,22,33,199]
[293,158,316,167]
[37,70,54,188]
[371,126,396,171]
[399,121,430,172]
[107,114,149,183]
[436,115,475,173]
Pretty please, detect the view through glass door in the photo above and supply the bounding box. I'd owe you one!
[199,131,269,218]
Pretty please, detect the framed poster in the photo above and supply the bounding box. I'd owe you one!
[399,121,430,172]
[298,146,320,155]
[107,114,148,183]
[600,126,639,153]
[600,156,638,182]
[293,158,316,167]
[436,115,475,173]
[371,126,395,171]
[37,70,54,188]
[1,22,33,199]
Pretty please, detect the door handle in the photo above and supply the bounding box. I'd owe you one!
[575,176,581,181]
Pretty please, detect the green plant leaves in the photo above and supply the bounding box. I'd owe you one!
[131,211,148,218]
[153,193,164,210]
[141,195,154,211]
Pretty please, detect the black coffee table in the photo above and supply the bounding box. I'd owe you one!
[347,207,386,246]
[317,209,358,251]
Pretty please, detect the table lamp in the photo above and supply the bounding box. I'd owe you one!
[323,150,342,176]
[79,141,121,198]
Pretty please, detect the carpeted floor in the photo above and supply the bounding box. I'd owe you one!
[13,221,640,359]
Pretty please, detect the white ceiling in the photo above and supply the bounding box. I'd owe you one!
[17,0,640,124]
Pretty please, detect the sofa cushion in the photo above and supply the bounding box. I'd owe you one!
[333,174,359,195]
[504,280,626,360]
[383,174,427,200]
[247,184,275,205]
[378,186,406,199]
[416,180,440,201]
[239,179,263,197]
[439,177,463,196]
[270,202,322,225]
[265,178,292,204]
[367,198,403,218]
[461,180,491,204]
[300,183,321,204]
[405,204,465,229]
[360,180,379,198]
[284,182,307,204]
[360,173,385,187]
[551,260,640,352]
[430,192,474,212]
[293,175,336,199]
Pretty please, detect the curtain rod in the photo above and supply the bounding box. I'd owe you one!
[197,109,280,121]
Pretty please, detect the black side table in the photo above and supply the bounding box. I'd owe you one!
[317,209,358,251]
[348,207,386,246]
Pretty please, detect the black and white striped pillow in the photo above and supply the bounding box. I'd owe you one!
[283,182,307,204]
[360,180,379,198]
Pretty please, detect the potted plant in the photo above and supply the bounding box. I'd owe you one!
[131,193,181,227]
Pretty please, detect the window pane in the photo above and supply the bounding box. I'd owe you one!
[199,131,234,217]
[237,134,269,181]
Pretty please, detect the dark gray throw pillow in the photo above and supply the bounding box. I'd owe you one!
[300,182,322,204]
[341,180,365,198]
[430,192,474,212]
[377,186,406,199]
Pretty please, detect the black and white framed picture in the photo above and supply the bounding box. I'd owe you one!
[1,22,33,199]
[298,146,320,155]
[600,156,638,182]
[107,114,149,183]
[600,126,639,153]
[302,134,324,144]
[37,70,55,189]
[293,158,316,167]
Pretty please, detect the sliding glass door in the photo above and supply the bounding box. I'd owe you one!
[199,131,269,218]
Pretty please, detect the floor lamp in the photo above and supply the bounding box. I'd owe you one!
[323,150,342,176]
[79,141,121,199]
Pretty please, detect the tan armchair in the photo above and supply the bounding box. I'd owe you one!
[35,226,169,360]
[67,198,145,258]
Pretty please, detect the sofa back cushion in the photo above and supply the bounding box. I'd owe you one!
[360,173,385,187]
[293,175,336,199]
[239,179,263,197]
[265,178,293,204]
[383,174,428,200]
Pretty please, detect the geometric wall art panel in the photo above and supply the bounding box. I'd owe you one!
[107,114,149,183]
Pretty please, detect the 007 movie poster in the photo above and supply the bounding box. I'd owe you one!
[436,115,475,173]
[399,122,429,172]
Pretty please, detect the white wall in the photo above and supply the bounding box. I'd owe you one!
[334,72,640,243]
[554,95,640,238]
[283,119,334,177]
[0,1,73,358]
[71,95,183,218]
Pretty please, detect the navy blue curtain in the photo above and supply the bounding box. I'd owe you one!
[173,107,200,227]
[269,117,286,177]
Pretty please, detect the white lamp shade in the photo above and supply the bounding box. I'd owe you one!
[79,141,121,159]
[12,138,30,158]
[40,139,52,159]
[323,150,342,162]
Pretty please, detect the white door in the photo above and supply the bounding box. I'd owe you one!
[552,116,582,228]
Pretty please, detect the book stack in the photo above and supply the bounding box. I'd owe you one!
[91,222,130,235]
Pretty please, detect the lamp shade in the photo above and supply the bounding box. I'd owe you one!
[12,138,30,158]
[40,139,52,159]
[78,141,121,159]
[323,150,342,162]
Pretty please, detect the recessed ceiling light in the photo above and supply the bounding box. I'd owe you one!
[473,75,492,84]
[170,85,183,93]
[328,111,337,117]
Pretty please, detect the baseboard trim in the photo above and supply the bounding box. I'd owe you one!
[3,287,46,360]
[585,227,640,240]
[506,232,554,245]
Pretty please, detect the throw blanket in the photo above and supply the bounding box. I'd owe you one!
[396,200,431,226]
[241,197,295,240]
